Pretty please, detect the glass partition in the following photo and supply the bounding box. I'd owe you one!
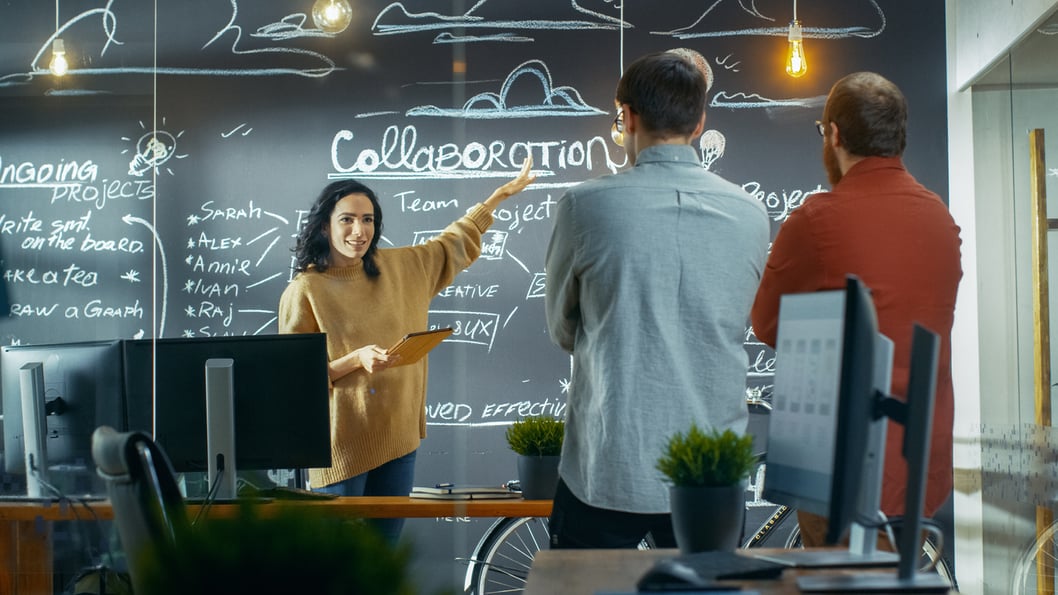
[971,5,1058,591]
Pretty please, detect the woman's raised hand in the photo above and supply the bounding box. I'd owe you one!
[484,156,536,210]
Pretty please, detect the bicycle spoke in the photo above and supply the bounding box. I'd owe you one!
[467,517,550,595]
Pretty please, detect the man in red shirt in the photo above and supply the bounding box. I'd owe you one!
[750,71,962,547]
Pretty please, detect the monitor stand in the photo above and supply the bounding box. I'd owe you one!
[19,362,49,499]
[797,571,950,593]
[797,326,952,593]
[749,520,898,568]
[205,358,237,500]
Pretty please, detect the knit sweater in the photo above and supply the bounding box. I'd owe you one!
[278,203,493,488]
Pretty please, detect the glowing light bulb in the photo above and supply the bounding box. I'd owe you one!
[785,20,807,78]
[312,0,352,34]
[49,38,68,77]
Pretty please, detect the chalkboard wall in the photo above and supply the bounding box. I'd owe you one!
[0,0,947,590]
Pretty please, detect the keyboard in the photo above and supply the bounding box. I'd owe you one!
[676,550,785,580]
[241,485,338,501]
[641,550,785,586]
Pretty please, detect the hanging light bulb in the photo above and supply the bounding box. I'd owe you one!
[312,0,353,34]
[49,0,69,76]
[49,38,68,77]
[785,0,807,79]
[785,19,807,78]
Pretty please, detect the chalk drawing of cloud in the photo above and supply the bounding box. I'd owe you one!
[406,59,606,119]
[372,0,627,36]
[433,32,536,44]
[654,0,884,40]
[710,91,825,110]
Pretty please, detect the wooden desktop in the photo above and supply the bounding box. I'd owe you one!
[523,548,953,595]
[0,496,552,595]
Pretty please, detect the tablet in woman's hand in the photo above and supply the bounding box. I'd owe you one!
[385,327,454,366]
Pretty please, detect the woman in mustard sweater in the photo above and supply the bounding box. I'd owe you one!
[278,158,534,542]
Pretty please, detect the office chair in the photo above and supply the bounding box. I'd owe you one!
[91,426,189,595]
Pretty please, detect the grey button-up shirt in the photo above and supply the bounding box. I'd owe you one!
[545,143,769,513]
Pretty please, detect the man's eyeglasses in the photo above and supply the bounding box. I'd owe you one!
[611,111,625,147]
[815,120,826,137]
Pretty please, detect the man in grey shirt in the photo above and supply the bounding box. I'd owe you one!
[544,50,770,548]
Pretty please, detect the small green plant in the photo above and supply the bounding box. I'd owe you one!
[137,504,417,595]
[656,424,756,487]
[505,416,565,456]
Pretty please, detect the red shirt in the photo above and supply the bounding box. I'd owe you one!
[751,156,963,518]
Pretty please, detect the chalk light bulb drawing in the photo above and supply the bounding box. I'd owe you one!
[49,38,68,76]
[785,19,807,78]
[128,131,176,177]
[312,0,352,34]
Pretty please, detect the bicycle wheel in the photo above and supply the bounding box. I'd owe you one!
[783,520,803,549]
[922,534,957,590]
[466,516,549,595]
[742,509,952,588]
[463,518,653,595]
[1012,520,1057,593]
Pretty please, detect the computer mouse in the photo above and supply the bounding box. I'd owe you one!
[636,558,715,591]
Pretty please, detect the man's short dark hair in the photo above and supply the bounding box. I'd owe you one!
[823,71,908,157]
[615,51,707,137]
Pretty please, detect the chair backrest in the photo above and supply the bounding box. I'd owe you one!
[91,425,188,593]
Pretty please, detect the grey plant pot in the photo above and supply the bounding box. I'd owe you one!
[669,483,745,553]
[516,454,560,500]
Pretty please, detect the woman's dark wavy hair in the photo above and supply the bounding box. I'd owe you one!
[293,179,384,277]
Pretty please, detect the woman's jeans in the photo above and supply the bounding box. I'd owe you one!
[314,449,417,545]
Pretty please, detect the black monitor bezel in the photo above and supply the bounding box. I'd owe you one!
[122,333,331,474]
[825,276,880,544]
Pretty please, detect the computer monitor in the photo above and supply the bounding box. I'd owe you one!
[122,334,332,497]
[760,276,887,550]
[756,276,950,591]
[796,323,948,592]
[1,340,125,496]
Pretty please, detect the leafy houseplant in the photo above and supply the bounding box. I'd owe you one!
[506,416,565,499]
[505,415,565,457]
[656,424,756,488]
[657,424,756,553]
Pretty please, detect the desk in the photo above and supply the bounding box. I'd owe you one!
[0,496,552,595]
[523,548,951,595]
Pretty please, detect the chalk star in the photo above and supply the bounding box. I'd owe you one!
[185,255,194,264]
[185,305,196,316]
[187,214,201,225]
[120,269,141,283]
[182,329,195,337]
[187,238,195,249]
[183,280,196,293]
[559,378,571,394]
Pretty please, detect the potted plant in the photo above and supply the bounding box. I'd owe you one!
[656,423,756,553]
[505,415,564,500]
[135,504,416,594]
